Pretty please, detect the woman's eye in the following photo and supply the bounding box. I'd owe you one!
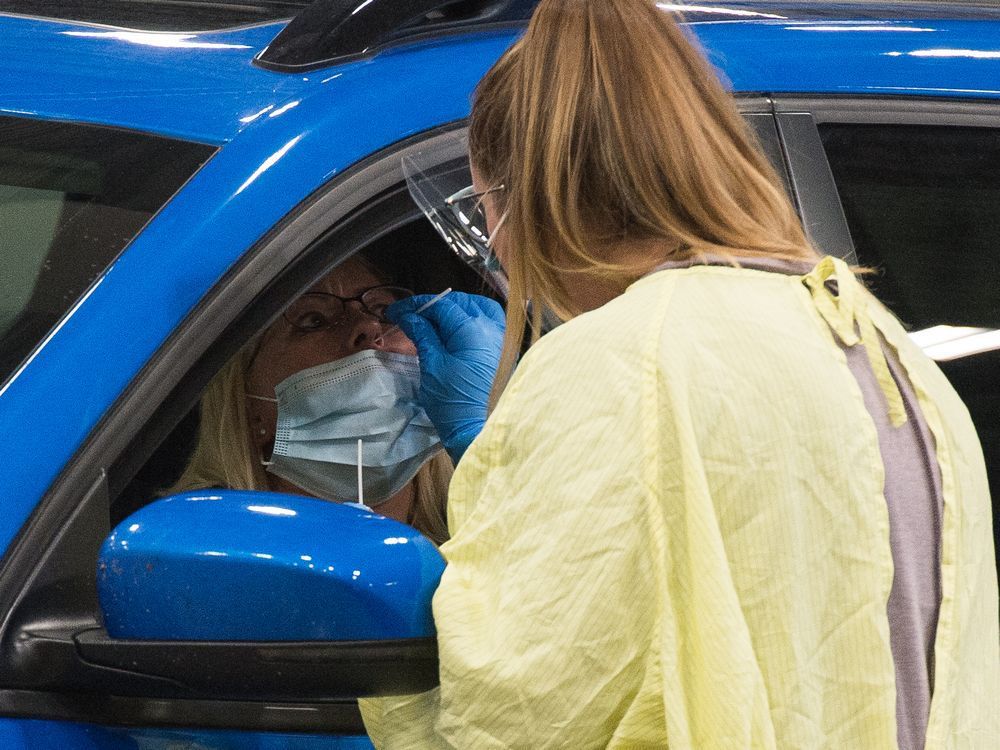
[363,288,411,320]
[292,310,330,331]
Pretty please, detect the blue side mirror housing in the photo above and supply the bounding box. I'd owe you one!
[85,491,444,701]
[97,491,445,642]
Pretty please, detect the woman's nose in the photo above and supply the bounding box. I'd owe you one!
[342,307,386,353]
[341,308,413,355]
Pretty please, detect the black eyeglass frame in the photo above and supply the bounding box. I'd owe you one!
[281,284,415,332]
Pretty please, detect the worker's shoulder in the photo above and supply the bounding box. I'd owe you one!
[518,265,806,373]
[633,262,804,303]
[573,264,798,332]
[521,291,655,368]
[636,264,815,333]
[500,300,651,414]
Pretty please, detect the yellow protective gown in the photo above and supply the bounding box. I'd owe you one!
[362,259,999,749]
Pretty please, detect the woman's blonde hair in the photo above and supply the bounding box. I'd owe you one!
[169,340,452,545]
[469,0,818,400]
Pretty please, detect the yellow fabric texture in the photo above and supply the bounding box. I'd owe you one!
[361,263,999,749]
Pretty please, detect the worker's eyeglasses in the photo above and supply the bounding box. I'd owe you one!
[443,183,506,248]
[282,285,414,332]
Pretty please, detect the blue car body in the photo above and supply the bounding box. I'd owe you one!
[1,3,998,747]
[4,13,1000,558]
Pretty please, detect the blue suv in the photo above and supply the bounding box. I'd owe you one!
[0,1,998,747]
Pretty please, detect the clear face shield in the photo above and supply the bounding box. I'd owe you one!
[402,147,509,299]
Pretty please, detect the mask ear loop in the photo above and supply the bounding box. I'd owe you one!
[246,393,278,466]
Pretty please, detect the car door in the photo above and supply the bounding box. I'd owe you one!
[0,121,478,749]
[774,96,1000,572]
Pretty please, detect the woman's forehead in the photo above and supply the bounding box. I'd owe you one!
[308,256,384,295]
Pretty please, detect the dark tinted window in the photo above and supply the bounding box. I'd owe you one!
[0,116,216,384]
[820,122,999,533]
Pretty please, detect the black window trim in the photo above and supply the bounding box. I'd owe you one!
[772,94,1000,263]
[0,98,786,732]
[772,111,858,264]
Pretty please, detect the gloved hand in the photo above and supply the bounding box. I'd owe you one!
[386,292,505,464]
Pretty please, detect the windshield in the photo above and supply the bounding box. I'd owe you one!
[0,116,216,384]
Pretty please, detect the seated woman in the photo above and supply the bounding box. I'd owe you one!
[168,252,452,544]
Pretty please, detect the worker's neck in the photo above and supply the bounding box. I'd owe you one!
[561,238,673,314]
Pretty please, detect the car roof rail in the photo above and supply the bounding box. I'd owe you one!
[255,0,539,72]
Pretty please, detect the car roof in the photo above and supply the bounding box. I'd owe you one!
[0,1,309,31]
[2,5,1000,146]
[9,1,1000,31]
[675,2,1000,22]
[0,14,294,144]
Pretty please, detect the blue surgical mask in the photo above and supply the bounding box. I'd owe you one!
[249,350,443,506]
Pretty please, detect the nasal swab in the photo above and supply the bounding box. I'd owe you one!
[357,438,365,508]
[376,287,452,343]
[344,439,371,511]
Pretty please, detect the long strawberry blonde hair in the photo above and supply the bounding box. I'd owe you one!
[469,0,818,402]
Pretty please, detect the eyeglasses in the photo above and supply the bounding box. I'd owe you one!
[282,285,414,332]
[444,184,506,248]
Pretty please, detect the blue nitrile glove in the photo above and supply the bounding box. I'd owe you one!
[386,292,505,464]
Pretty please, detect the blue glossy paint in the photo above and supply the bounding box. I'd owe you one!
[693,19,1000,98]
[0,720,139,749]
[3,14,1000,146]
[98,492,445,640]
[0,15,296,143]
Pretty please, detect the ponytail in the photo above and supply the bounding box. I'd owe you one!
[470,0,816,405]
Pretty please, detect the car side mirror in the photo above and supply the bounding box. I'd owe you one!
[84,491,444,701]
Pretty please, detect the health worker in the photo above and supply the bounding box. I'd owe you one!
[364,0,999,747]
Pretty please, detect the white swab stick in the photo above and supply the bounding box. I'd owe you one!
[377,287,452,342]
[357,439,364,507]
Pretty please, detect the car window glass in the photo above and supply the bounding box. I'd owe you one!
[0,116,216,385]
[819,122,1000,506]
